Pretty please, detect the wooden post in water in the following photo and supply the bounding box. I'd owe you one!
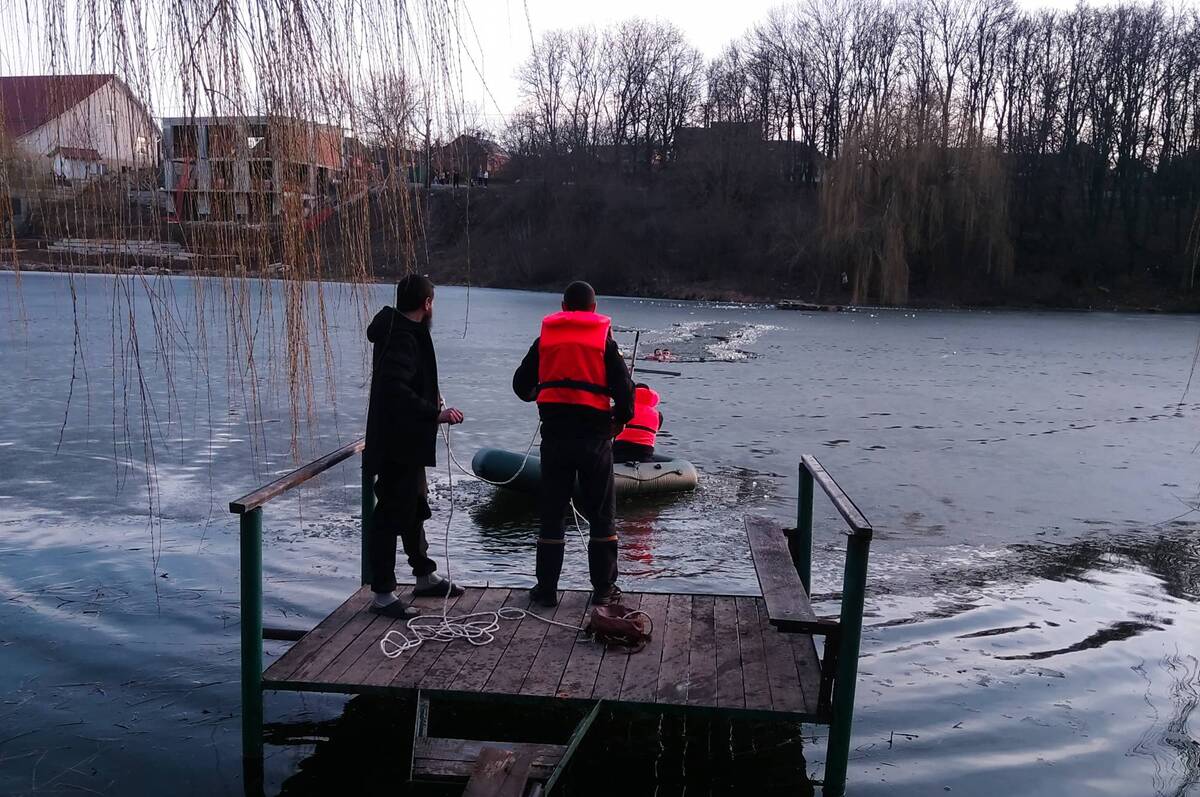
[360,466,375,586]
[822,530,872,797]
[239,508,264,790]
[797,464,814,594]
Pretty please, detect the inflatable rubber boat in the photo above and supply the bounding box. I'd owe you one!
[470,447,698,497]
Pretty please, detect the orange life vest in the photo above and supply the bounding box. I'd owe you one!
[616,385,660,447]
[536,311,612,412]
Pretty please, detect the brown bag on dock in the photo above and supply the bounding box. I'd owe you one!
[586,603,652,654]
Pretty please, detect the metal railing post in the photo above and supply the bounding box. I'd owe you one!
[239,507,264,787]
[798,463,814,594]
[823,531,872,797]
[360,467,375,586]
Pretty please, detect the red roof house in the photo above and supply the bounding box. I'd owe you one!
[0,74,158,171]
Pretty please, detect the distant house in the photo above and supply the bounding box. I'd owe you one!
[675,120,765,159]
[375,135,509,185]
[48,145,105,181]
[434,134,509,180]
[0,74,158,177]
[372,145,424,183]
[675,120,823,183]
[594,143,663,173]
[160,115,345,222]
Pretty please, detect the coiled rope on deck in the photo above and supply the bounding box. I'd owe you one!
[379,422,590,659]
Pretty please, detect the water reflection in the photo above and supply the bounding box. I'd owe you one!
[5,274,1200,796]
[272,695,815,796]
[849,527,1200,796]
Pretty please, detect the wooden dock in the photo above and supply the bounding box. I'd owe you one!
[265,586,824,720]
[232,444,872,796]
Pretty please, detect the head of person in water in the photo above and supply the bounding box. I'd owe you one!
[562,280,596,313]
[396,274,435,329]
[654,348,663,358]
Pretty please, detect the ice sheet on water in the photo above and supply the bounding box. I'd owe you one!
[634,320,780,363]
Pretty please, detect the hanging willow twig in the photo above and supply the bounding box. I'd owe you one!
[0,0,487,576]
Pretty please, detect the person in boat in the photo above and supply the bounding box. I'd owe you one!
[512,280,635,608]
[613,383,663,463]
[363,275,465,619]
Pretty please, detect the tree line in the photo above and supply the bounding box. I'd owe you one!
[499,0,1200,306]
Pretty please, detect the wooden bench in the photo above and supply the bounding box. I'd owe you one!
[745,515,838,635]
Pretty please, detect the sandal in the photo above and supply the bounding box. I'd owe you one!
[411,579,465,598]
[369,601,421,619]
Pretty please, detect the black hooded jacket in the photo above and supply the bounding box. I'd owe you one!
[363,306,441,472]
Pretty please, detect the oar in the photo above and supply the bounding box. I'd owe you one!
[629,330,641,380]
[622,329,681,376]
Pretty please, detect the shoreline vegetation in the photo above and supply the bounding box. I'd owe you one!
[4,3,1198,317]
[1,255,1183,314]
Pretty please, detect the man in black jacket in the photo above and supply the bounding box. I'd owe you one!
[513,281,635,607]
[364,275,464,618]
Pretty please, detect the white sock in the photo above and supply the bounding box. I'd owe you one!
[416,573,444,589]
[372,591,398,608]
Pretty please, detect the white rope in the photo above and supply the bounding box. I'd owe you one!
[379,605,589,658]
[445,420,541,486]
[442,418,590,544]
[379,421,588,659]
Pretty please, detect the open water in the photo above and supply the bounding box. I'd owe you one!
[0,272,1197,795]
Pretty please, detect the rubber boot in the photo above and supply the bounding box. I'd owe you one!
[532,541,564,606]
[588,539,619,602]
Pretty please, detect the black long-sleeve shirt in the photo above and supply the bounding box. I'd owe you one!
[513,336,635,440]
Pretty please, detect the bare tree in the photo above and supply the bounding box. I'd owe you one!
[517,30,569,156]
[648,23,705,158]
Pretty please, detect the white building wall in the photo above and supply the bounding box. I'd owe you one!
[16,79,157,169]
[51,154,103,181]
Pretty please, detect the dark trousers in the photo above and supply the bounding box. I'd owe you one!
[369,464,437,593]
[613,440,654,463]
[536,436,618,595]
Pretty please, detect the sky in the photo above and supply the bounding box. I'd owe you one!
[0,0,1120,133]
[458,0,791,124]
[449,0,1113,133]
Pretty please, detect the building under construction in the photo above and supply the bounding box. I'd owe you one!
[160,115,344,223]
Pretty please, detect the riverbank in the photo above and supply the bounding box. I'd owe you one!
[3,254,1188,314]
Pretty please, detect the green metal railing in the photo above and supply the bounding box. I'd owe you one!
[795,454,874,797]
[228,438,370,788]
[230,443,871,796]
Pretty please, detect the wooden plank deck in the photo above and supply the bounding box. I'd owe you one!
[264,585,824,721]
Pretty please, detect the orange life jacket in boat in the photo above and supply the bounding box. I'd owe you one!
[616,385,660,447]
[536,311,612,412]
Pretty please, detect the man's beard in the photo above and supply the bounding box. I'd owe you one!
[422,309,433,330]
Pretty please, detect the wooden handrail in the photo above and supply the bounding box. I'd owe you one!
[229,438,366,514]
[800,454,872,538]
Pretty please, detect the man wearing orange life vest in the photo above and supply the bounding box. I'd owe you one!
[613,383,663,463]
[513,281,635,607]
